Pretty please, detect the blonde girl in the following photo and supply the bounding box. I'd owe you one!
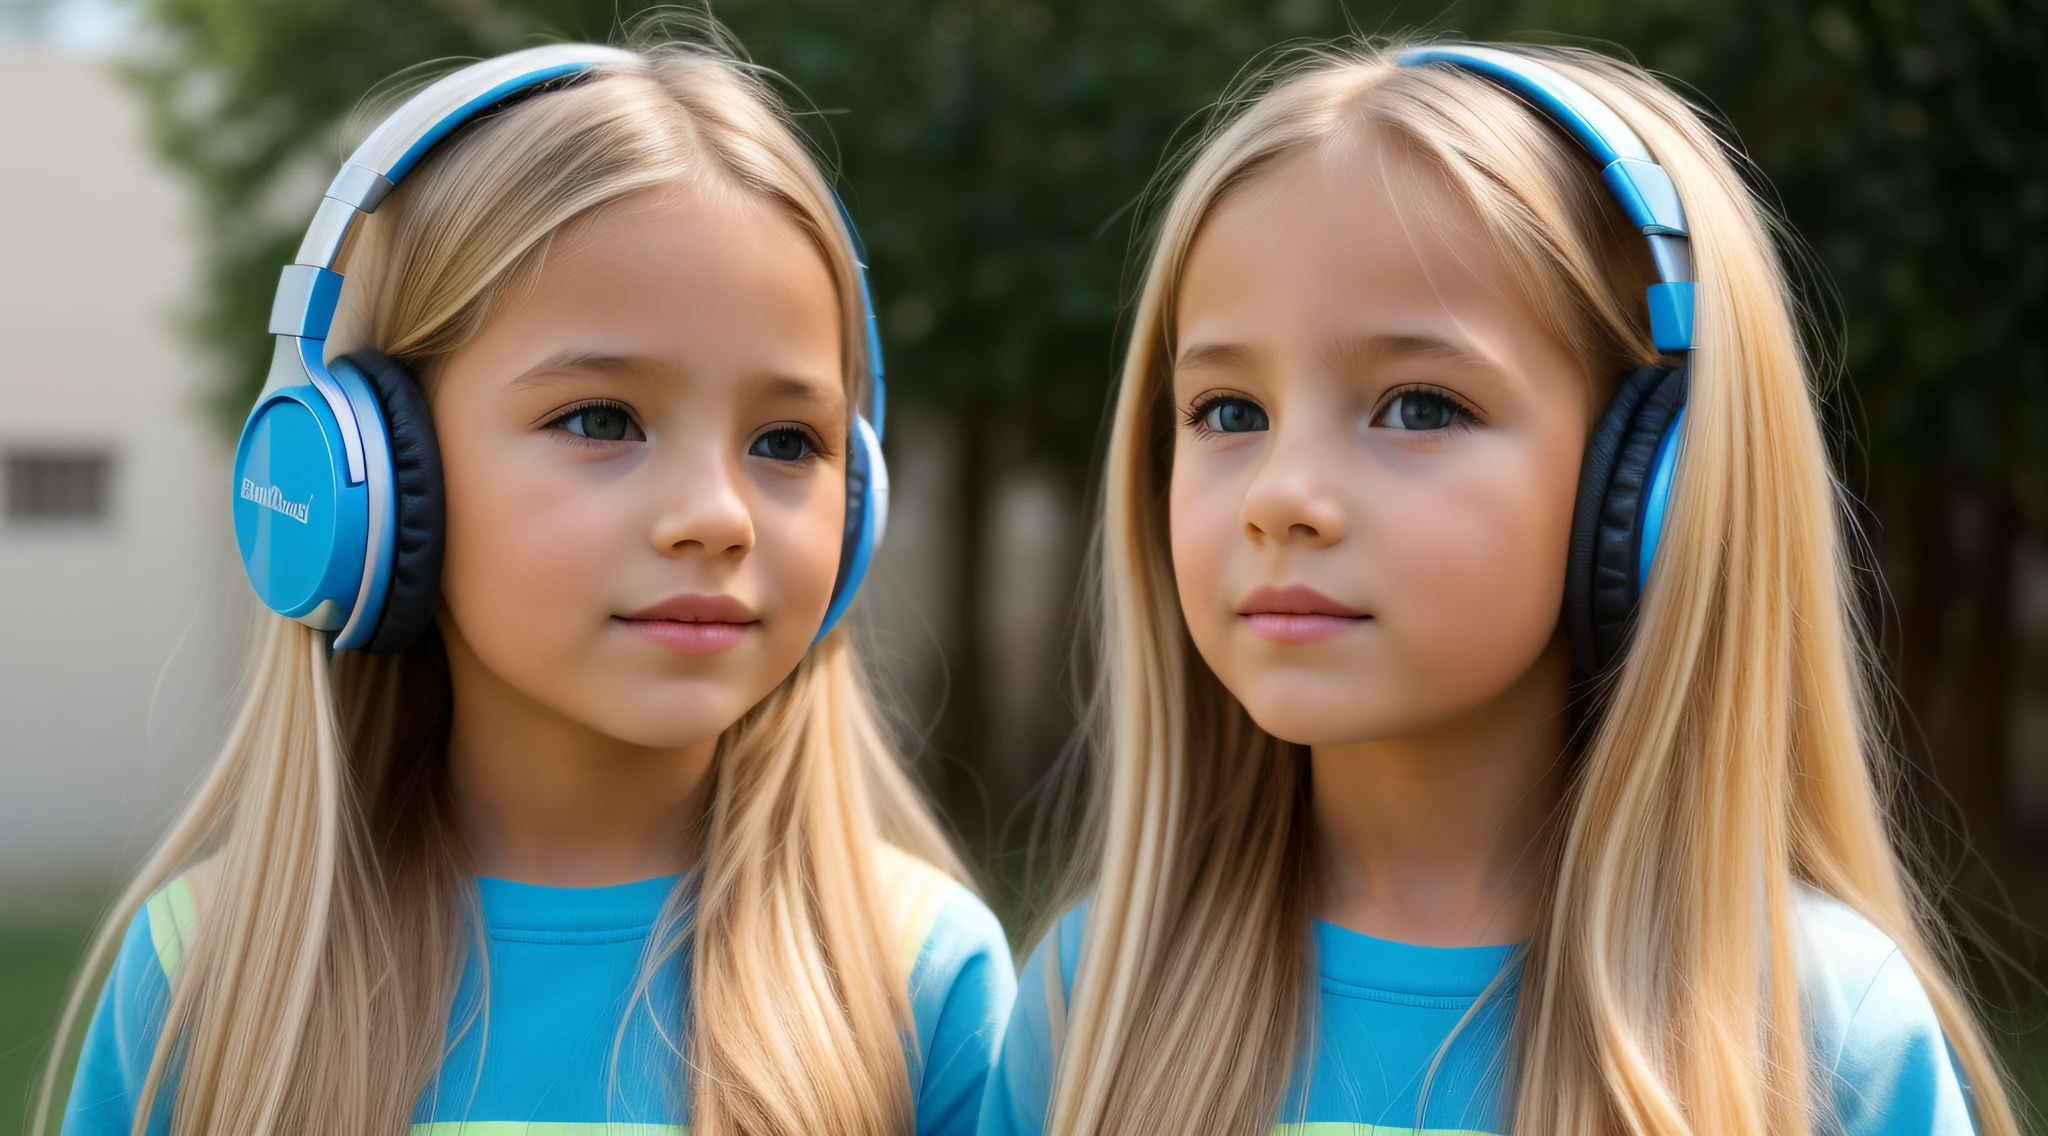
[980,40,2018,1136]
[47,32,1011,1136]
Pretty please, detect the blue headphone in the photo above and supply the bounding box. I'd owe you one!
[232,44,889,652]
[1399,46,1694,676]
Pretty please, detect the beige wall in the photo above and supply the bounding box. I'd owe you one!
[0,53,241,907]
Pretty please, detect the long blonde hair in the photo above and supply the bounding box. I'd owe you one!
[1045,41,2020,1136]
[36,35,963,1136]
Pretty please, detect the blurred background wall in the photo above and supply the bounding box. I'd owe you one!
[0,45,241,912]
[0,0,2044,1129]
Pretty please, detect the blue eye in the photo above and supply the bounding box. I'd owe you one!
[1376,389,1471,432]
[749,427,815,463]
[551,402,641,442]
[1191,396,1269,435]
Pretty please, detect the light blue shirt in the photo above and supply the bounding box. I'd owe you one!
[66,853,1014,1136]
[979,886,1976,1135]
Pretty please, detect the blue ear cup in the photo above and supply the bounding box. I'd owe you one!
[816,414,888,641]
[233,44,890,651]
[1564,365,1687,675]
[232,360,378,636]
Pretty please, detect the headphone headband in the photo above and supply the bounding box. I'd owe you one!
[267,46,637,358]
[1397,45,1696,353]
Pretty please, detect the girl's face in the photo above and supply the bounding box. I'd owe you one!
[431,188,848,750]
[1169,135,1594,746]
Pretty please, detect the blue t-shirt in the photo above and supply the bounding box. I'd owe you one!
[65,848,1015,1136]
[979,886,1976,1136]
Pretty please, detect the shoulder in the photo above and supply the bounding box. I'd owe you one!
[1006,901,1094,1059]
[65,867,212,1136]
[1792,883,1939,1065]
[875,845,1011,988]
[114,863,214,1000]
[138,867,208,984]
[1792,883,1976,1135]
[872,847,1016,1136]
[976,902,1088,1136]
[1018,900,1090,1009]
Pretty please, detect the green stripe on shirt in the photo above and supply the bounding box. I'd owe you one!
[145,874,198,983]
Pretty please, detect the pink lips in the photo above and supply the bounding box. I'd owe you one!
[1237,584,1368,644]
[616,593,758,654]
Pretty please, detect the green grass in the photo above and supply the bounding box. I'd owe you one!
[0,916,96,1136]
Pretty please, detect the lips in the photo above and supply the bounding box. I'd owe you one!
[616,593,759,654]
[1236,584,1368,644]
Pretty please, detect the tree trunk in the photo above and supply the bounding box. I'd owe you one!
[1949,474,2021,849]
[934,399,993,856]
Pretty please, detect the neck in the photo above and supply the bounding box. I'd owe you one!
[1308,633,1572,947]
[440,626,715,888]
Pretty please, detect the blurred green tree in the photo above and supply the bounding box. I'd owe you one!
[128,0,2048,861]
[1490,0,2048,876]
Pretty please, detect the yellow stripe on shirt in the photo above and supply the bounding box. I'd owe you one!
[145,873,200,984]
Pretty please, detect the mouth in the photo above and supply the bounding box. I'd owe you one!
[615,593,760,655]
[1236,584,1369,644]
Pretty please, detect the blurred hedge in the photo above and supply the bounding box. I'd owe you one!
[126,0,2048,862]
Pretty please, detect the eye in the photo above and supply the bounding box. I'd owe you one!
[748,426,817,463]
[550,401,643,442]
[1373,388,1474,433]
[1188,395,1269,436]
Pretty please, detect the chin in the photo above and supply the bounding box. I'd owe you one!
[1231,674,1452,747]
[580,690,753,751]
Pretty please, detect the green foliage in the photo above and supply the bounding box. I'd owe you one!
[707,0,1380,466]
[1490,0,2048,474]
[130,0,2048,471]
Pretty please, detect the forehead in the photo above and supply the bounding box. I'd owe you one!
[1174,129,1530,353]
[471,185,848,400]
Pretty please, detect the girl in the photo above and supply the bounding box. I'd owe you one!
[981,40,2019,1136]
[45,32,1011,1136]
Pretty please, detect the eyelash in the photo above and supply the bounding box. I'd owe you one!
[544,399,640,446]
[749,424,831,465]
[1370,384,1480,433]
[1183,392,1267,439]
[1182,386,1480,437]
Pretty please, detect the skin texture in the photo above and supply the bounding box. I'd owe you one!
[429,187,848,887]
[1169,131,1592,946]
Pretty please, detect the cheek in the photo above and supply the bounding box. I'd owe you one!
[759,472,847,628]
[1377,444,1577,680]
[438,436,628,661]
[1168,452,1239,642]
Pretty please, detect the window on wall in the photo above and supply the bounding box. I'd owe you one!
[5,450,115,524]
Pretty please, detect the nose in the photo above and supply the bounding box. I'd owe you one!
[648,443,754,560]
[1240,420,1347,548]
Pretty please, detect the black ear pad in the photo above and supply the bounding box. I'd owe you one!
[342,350,446,653]
[1564,364,1688,677]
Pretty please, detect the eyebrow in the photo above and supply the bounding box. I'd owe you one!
[1327,333,1495,373]
[1173,341,1256,373]
[1173,333,1499,378]
[505,351,659,390]
[506,351,840,403]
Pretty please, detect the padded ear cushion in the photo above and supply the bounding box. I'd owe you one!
[1565,364,1688,676]
[816,415,882,641]
[340,350,446,653]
